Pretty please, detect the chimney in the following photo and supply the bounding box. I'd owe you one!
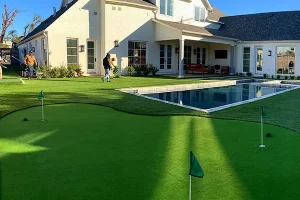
[53,7,56,16]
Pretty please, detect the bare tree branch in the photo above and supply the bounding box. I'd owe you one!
[0,4,20,43]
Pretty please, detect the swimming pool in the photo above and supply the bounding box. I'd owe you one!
[142,83,289,111]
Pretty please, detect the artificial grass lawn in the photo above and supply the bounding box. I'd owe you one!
[1,72,300,132]
[1,104,300,200]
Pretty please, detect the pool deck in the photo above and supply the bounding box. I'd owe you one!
[118,79,300,113]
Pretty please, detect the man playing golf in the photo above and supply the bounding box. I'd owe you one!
[24,50,38,80]
[102,53,114,83]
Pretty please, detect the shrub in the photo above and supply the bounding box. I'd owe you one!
[141,65,150,76]
[291,75,295,80]
[263,73,267,79]
[37,64,50,78]
[297,76,300,80]
[67,65,77,77]
[133,64,142,76]
[59,67,68,78]
[235,73,239,76]
[74,64,84,77]
[277,75,281,79]
[148,64,159,76]
[246,72,252,77]
[271,75,274,79]
[49,67,60,78]
[113,66,120,78]
[128,66,134,76]
[239,73,243,76]
[284,75,288,80]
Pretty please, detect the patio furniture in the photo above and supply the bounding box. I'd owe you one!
[221,66,229,75]
[185,64,210,74]
[214,65,221,75]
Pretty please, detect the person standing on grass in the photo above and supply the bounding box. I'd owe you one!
[102,53,114,83]
[24,50,38,80]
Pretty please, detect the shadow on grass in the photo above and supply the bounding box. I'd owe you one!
[0,102,181,199]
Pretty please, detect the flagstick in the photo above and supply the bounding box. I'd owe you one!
[41,97,45,121]
[189,175,192,200]
[259,116,265,148]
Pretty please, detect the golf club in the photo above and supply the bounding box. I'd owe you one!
[0,64,7,69]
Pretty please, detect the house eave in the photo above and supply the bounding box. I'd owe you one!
[202,0,213,12]
[104,0,158,10]
[206,18,224,24]
[182,30,239,41]
[238,40,300,44]
[17,31,46,46]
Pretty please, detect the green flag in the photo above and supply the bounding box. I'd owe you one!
[261,106,268,118]
[189,151,204,178]
[38,90,44,100]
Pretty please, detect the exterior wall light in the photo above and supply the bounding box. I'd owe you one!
[268,50,272,56]
[114,40,119,47]
[79,45,85,52]
[175,48,179,54]
[194,49,197,54]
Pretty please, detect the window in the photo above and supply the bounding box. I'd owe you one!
[128,41,147,66]
[276,47,295,74]
[41,38,47,64]
[215,50,227,59]
[29,42,32,51]
[194,7,206,22]
[184,46,192,65]
[243,47,250,72]
[196,48,206,64]
[160,0,173,16]
[256,47,263,71]
[66,38,78,66]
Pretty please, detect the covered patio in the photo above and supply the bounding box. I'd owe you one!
[153,18,239,78]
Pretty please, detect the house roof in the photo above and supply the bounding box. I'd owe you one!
[208,7,226,22]
[218,10,300,41]
[153,19,238,40]
[20,0,78,43]
[108,0,156,7]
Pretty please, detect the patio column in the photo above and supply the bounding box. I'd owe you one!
[230,45,235,75]
[178,39,185,78]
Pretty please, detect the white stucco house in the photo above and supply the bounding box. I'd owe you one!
[17,0,300,77]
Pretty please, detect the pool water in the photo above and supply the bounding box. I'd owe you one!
[143,84,287,110]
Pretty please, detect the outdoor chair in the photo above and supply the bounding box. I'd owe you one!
[214,65,221,75]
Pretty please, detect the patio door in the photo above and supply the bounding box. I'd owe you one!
[184,46,192,65]
[255,47,263,74]
[160,44,172,72]
[87,40,96,74]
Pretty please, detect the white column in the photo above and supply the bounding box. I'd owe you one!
[178,39,185,78]
[230,45,235,75]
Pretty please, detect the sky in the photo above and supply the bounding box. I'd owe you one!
[1,0,300,36]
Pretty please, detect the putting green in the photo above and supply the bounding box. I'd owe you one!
[0,104,299,200]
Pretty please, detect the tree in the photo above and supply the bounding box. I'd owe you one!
[23,14,43,36]
[0,4,19,43]
[5,29,22,43]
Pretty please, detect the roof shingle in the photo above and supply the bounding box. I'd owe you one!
[20,0,78,43]
[153,19,237,40]
[208,7,226,22]
[218,11,300,41]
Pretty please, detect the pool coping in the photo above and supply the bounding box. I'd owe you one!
[118,79,300,113]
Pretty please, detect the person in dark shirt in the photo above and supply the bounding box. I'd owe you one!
[102,53,114,83]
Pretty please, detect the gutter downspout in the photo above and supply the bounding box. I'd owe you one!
[43,31,49,67]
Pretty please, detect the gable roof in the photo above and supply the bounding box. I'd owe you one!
[153,19,238,40]
[20,0,78,43]
[218,10,300,41]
